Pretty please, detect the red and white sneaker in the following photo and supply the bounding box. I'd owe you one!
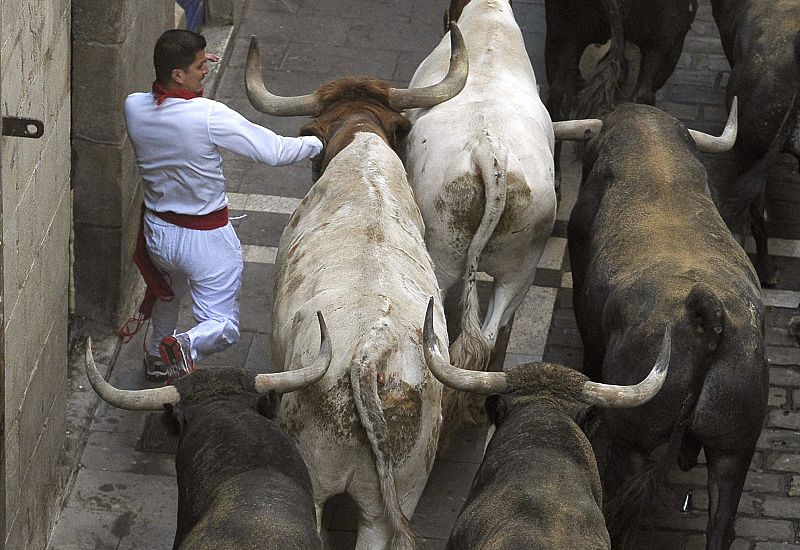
[159,335,195,383]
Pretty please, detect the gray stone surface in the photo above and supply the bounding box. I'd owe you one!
[50,0,800,548]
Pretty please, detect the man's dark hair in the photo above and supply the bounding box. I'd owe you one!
[153,29,207,85]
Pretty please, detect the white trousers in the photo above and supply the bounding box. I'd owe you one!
[143,211,243,363]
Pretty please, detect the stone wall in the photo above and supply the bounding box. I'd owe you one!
[71,0,173,329]
[1,0,73,546]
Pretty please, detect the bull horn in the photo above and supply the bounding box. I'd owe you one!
[553,119,603,141]
[246,36,322,117]
[688,96,737,153]
[423,297,507,395]
[388,24,469,111]
[255,311,332,393]
[581,325,671,408]
[85,338,180,411]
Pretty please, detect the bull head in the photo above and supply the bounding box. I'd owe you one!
[85,312,332,411]
[245,24,468,117]
[422,297,671,408]
[553,97,739,154]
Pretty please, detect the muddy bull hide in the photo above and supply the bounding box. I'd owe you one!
[83,315,332,550]
[246,27,468,550]
[421,298,671,550]
[709,0,800,286]
[567,103,767,550]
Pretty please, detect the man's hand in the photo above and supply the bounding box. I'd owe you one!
[205,52,221,63]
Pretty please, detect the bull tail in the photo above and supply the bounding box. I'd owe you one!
[571,0,627,118]
[606,284,726,546]
[723,89,799,230]
[350,323,418,550]
[443,136,507,430]
[604,394,696,548]
[449,135,508,375]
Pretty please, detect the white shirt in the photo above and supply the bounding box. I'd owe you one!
[124,92,323,215]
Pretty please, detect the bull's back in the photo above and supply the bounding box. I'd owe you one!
[450,412,609,550]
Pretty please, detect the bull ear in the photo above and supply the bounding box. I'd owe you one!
[257,390,281,420]
[387,114,412,147]
[484,394,507,426]
[161,404,184,436]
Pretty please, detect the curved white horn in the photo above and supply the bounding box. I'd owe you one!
[388,24,469,111]
[581,325,671,407]
[423,297,507,395]
[255,311,332,393]
[553,119,604,141]
[246,36,322,117]
[689,97,737,153]
[85,338,180,411]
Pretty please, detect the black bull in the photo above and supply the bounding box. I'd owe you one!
[568,104,768,550]
[544,0,697,120]
[709,0,800,286]
[164,369,321,550]
[422,298,671,550]
[84,319,332,550]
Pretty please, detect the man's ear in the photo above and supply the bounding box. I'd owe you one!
[171,68,184,85]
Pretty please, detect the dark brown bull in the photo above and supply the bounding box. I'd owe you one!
[566,104,767,550]
[709,0,800,285]
[421,298,671,550]
[545,0,697,120]
[84,312,332,550]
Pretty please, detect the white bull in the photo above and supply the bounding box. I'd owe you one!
[246,28,468,550]
[404,0,557,380]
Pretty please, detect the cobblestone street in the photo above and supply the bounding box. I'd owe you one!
[49,0,800,548]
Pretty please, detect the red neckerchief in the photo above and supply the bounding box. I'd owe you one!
[152,81,203,105]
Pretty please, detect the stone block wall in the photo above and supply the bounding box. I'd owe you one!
[72,0,173,328]
[1,0,73,547]
[206,0,245,25]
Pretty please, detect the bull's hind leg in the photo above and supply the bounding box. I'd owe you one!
[704,446,754,550]
[481,264,538,371]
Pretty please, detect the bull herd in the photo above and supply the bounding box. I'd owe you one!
[85,0,800,549]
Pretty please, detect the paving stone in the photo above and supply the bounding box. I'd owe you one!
[79,429,175,477]
[769,409,800,430]
[770,387,789,408]
[766,454,800,474]
[762,428,800,452]
[734,517,795,542]
[770,367,800,387]
[755,543,800,550]
[768,347,800,367]
[761,496,800,519]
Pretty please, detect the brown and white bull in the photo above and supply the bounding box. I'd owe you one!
[245,28,468,549]
[421,298,671,550]
[404,0,590,388]
[709,0,800,285]
[83,314,331,550]
[566,103,768,550]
